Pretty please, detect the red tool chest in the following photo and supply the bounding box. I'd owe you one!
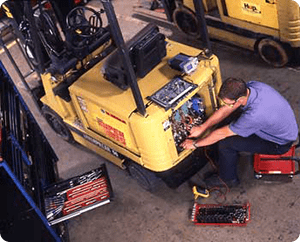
[253,146,299,178]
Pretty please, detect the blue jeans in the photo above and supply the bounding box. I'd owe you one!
[217,135,293,181]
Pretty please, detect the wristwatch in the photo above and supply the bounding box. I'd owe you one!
[193,140,198,149]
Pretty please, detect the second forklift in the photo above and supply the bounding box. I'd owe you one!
[162,0,300,67]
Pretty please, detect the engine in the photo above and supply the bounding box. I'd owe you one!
[147,76,207,153]
[170,95,206,152]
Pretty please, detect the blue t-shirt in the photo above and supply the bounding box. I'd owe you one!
[229,81,298,145]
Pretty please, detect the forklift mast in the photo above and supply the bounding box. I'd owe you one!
[101,0,146,115]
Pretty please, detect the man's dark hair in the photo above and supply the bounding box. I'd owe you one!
[218,77,248,100]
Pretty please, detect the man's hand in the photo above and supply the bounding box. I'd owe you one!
[182,125,236,149]
[188,125,205,138]
[188,104,238,139]
[180,139,196,150]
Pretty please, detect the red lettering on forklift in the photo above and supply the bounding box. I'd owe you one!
[97,118,126,145]
[105,111,126,124]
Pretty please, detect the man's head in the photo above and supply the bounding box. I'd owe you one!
[218,78,248,108]
[219,77,247,100]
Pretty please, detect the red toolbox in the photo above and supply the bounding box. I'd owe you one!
[253,146,300,178]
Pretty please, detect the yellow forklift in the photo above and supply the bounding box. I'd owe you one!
[3,0,222,191]
[162,0,300,67]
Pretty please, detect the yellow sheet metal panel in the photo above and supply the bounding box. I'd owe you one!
[69,81,140,154]
[129,107,179,172]
[225,0,279,29]
[70,121,144,167]
[207,24,257,50]
[40,73,77,121]
[69,62,138,117]
[80,96,138,152]
[219,14,279,37]
[68,57,142,155]
[277,0,300,46]
[184,0,217,12]
[71,131,126,168]
[197,78,215,114]
[183,0,195,11]
[69,38,222,172]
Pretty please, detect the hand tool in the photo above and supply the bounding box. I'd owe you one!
[192,186,210,200]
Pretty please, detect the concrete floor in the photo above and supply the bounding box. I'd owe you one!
[1,0,300,241]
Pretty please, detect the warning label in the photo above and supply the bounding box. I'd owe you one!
[97,118,126,145]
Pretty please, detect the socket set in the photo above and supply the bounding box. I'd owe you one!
[44,164,113,225]
[191,203,250,226]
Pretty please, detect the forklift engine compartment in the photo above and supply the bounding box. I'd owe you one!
[6,0,222,190]
[147,76,206,152]
[169,93,206,152]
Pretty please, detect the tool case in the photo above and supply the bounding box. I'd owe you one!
[1,61,114,240]
[44,164,113,225]
[253,146,300,178]
[191,202,251,226]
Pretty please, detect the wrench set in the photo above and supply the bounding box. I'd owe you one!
[44,164,113,225]
[62,177,109,215]
[191,202,250,226]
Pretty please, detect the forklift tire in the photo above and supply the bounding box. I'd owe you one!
[42,106,74,143]
[257,39,289,67]
[127,162,161,191]
[172,7,199,37]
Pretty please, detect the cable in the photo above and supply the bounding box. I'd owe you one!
[208,178,229,204]
[193,148,230,203]
[204,147,218,171]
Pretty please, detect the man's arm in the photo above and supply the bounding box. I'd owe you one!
[189,105,238,138]
[181,125,236,149]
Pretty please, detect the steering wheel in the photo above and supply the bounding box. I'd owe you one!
[66,6,103,39]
